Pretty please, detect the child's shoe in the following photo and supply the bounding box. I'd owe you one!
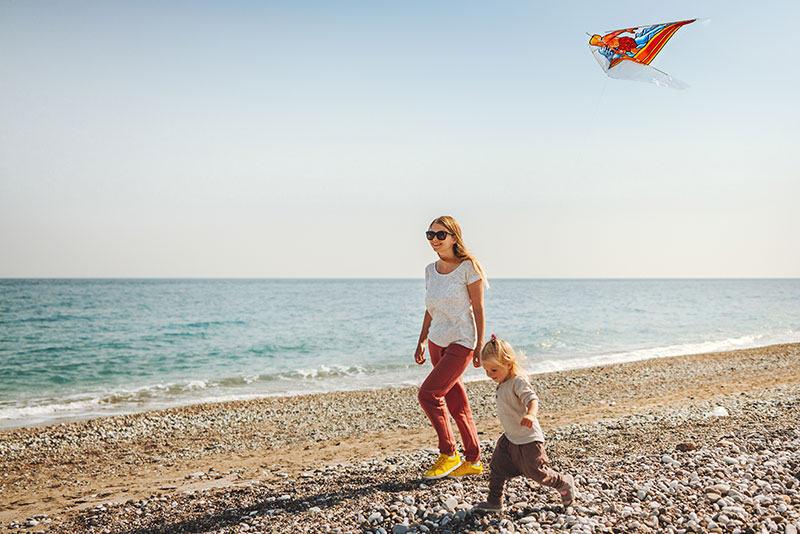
[422,452,461,480]
[448,460,483,478]
[473,500,503,513]
[559,474,576,507]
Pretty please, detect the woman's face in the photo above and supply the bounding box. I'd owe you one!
[428,222,455,256]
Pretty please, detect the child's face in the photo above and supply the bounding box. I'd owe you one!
[482,359,511,383]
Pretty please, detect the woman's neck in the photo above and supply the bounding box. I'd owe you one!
[437,252,459,265]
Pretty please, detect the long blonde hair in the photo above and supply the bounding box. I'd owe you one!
[480,336,526,378]
[430,215,489,288]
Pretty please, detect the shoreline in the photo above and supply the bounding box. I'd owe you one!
[5,336,799,433]
[1,342,799,532]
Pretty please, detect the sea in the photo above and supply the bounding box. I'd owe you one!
[1,278,798,431]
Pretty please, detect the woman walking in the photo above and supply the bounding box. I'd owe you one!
[414,215,488,479]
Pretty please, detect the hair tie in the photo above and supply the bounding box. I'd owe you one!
[490,334,497,343]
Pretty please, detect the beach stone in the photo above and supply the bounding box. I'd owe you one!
[707,406,730,417]
[677,441,697,452]
[709,483,731,494]
[391,526,409,534]
[721,506,747,518]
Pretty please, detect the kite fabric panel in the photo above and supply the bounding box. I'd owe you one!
[588,19,696,89]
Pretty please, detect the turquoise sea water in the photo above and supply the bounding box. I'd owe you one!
[1,279,799,430]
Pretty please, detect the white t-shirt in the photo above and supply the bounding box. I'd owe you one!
[425,260,482,350]
[496,375,544,445]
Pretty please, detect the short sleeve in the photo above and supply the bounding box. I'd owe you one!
[513,376,538,407]
[425,264,430,290]
[464,261,482,285]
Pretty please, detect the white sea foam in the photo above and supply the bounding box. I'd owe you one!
[0,365,422,430]
[519,332,798,376]
[3,332,797,431]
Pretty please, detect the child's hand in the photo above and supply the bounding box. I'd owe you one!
[520,415,535,428]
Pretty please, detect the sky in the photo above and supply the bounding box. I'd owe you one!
[1,1,798,278]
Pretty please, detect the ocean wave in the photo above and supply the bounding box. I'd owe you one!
[3,314,94,324]
[0,363,415,428]
[276,364,370,380]
[518,332,799,375]
[183,320,247,329]
[0,397,105,423]
[3,330,797,430]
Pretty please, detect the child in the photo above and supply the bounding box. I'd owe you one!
[474,335,575,512]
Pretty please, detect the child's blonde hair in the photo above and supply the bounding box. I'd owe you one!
[480,336,526,378]
[430,215,489,289]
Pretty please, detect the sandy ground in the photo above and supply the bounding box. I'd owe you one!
[1,342,799,529]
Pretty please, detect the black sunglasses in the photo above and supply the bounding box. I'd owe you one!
[426,230,455,241]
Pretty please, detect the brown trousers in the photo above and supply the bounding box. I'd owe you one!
[488,434,567,505]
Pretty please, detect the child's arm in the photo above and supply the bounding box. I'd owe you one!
[520,398,538,428]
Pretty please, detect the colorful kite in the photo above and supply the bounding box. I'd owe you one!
[589,19,696,89]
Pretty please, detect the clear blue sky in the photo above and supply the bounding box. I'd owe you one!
[2,1,798,278]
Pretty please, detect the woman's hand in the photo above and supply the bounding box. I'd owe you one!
[414,340,426,365]
[472,339,483,368]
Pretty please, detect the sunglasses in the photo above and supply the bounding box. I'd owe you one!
[426,230,455,241]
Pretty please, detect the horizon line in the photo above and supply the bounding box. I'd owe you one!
[2,276,799,281]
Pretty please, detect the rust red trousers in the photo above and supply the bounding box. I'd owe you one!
[417,341,480,463]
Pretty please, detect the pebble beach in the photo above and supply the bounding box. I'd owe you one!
[2,343,799,533]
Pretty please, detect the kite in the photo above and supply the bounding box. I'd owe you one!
[588,19,696,89]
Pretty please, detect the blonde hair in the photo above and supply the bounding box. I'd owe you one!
[480,336,526,378]
[430,215,489,288]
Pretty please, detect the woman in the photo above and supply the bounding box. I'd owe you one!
[414,215,488,479]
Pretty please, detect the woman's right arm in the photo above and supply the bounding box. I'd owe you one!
[414,311,432,364]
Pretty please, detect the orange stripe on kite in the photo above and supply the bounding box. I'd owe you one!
[636,22,690,64]
[606,19,695,70]
[635,26,681,65]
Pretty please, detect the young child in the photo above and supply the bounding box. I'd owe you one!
[474,335,575,512]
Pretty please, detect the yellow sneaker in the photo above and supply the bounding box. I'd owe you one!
[422,452,461,480]
[448,460,483,478]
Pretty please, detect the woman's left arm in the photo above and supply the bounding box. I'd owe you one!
[467,279,484,368]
